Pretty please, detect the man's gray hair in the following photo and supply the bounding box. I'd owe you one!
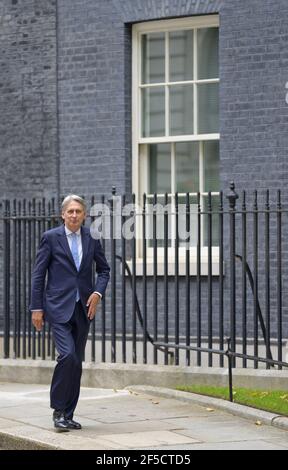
[61,195,87,212]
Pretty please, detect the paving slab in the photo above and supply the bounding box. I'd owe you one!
[141,440,288,451]
[0,382,287,450]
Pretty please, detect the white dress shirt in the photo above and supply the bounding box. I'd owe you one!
[65,226,83,264]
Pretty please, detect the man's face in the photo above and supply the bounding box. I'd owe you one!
[62,201,86,232]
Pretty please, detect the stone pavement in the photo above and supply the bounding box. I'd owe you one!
[0,382,287,451]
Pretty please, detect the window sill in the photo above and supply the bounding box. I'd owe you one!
[123,259,224,277]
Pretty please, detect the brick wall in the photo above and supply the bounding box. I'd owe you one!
[57,0,223,197]
[1,0,287,199]
[220,0,288,195]
[0,0,287,349]
[56,0,127,197]
[2,0,287,199]
[0,0,58,200]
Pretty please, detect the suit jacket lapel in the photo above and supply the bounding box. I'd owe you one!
[79,227,90,271]
[57,225,77,270]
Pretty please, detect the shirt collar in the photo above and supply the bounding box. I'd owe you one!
[64,226,81,237]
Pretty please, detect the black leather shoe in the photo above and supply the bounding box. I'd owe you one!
[53,410,62,421]
[65,418,82,430]
[53,411,70,432]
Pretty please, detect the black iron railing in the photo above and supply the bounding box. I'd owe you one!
[0,184,288,380]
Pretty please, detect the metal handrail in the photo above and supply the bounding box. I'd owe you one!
[154,339,288,402]
[115,254,174,361]
[235,254,274,364]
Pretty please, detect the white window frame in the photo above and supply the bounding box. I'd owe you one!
[132,16,220,275]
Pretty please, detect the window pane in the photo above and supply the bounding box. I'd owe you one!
[197,83,219,134]
[197,27,219,79]
[175,142,199,193]
[170,84,194,135]
[148,144,171,194]
[142,33,165,84]
[142,87,165,137]
[169,30,193,82]
[203,141,219,192]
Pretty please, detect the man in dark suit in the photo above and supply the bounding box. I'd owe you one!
[30,195,110,432]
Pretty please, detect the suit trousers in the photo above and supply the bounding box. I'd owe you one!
[50,301,90,418]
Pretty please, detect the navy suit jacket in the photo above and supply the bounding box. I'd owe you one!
[30,225,110,324]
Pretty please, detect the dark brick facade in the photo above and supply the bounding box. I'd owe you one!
[220,0,288,194]
[57,0,224,197]
[1,0,287,198]
[0,0,58,199]
[0,0,287,349]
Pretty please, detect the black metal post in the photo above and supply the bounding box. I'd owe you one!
[226,182,239,368]
[241,191,247,368]
[142,193,147,364]
[41,198,46,360]
[37,201,41,358]
[265,190,271,369]
[226,338,234,402]
[47,200,52,359]
[27,201,32,357]
[109,187,116,363]
[253,191,259,369]
[22,199,27,359]
[131,193,137,364]
[122,194,127,363]
[218,192,224,367]
[174,193,180,366]
[153,193,158,365]
[90,195,96,363]
[164,193,169,365]
[207,192,213,367]
[101,194,106,363]
[3,200,10,358]
[277,190,282,369]
[196,192,202,366]
[12,199,17,358]
[17,200,21,358]
[31,198,36,359]
[185,192,190,366]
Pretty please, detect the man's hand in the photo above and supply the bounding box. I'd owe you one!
[86,293,101,320]
[32,311,44,331]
